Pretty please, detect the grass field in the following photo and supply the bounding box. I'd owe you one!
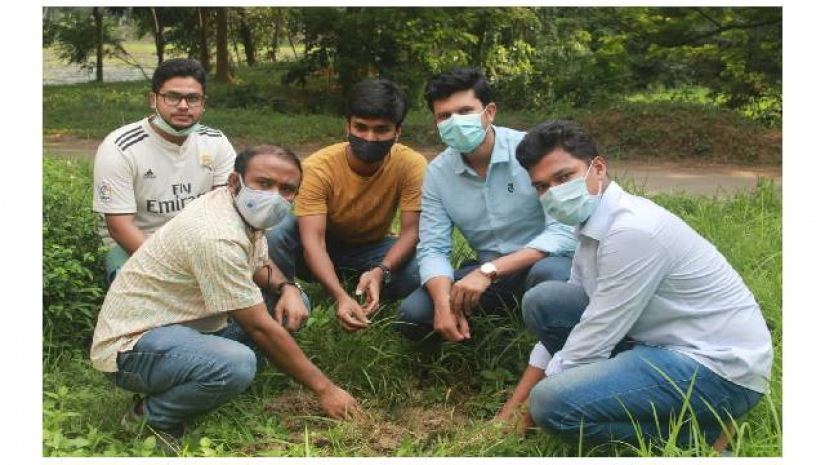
[42,156,782,457]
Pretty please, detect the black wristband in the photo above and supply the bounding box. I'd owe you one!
[376,263,392,285]
[276,281,302,294]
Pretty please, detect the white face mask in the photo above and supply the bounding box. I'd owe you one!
[233,175,291,230]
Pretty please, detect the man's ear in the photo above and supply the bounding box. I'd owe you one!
[486,102,497,123]
[228,172,239,191]
[148,92,157,109]
[594,156,608,177]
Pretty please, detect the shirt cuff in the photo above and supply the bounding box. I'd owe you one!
[418,255,455,285]
[528,342,551,370]
[525,228,577,256]
[544,355,564,377]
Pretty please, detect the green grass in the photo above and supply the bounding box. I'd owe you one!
[42,167,782,457]
[43,63,781,164]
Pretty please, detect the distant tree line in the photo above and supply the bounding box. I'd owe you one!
[43,6,781,112]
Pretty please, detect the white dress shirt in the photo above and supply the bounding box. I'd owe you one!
[528,182,773,393]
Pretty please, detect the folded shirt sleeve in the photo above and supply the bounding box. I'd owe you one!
[525,213,578,256]
[528,342,552,370]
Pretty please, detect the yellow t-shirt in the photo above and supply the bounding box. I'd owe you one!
[295,142,427,244]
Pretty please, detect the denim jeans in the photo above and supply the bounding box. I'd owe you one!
[522,281,764,446]
[110,291,310,430]
[266,214,420,302]
[104,245,130,285]
[396,252,573,341]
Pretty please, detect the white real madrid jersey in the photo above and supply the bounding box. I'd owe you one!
[92,117,236,248]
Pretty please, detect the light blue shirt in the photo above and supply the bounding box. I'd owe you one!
[528,182,773,393]
[417,125,578,284]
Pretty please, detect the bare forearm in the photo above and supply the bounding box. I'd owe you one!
[491,248,547,278]
[109,223,147,255]
[507,365,545,408]
[425,276,452,311]
[304,247,348,301]
[380,232,417,272]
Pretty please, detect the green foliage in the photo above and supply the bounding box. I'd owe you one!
[43,158,106,349]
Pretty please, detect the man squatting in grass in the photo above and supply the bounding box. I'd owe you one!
[90,146,359,453]
[397,67,578,343]
[496,119,773,449]
[93,58,236,284]
[267,79,427,332]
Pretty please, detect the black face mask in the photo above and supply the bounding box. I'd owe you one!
[348,133,395,164]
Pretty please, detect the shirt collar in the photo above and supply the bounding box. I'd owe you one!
[450,125,511,175]
[577,181,623,242]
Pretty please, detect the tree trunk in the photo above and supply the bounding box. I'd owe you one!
[198,7,210,72]
[215,8,232,82]
[270,11,282,62]
[238,9,256,66]
[93,7,104,82]
[150,7,165,65]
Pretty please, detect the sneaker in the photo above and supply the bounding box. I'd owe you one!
[121,395,185,455]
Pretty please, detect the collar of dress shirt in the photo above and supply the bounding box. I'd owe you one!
[577,181,623,242]
[451,125,508,175]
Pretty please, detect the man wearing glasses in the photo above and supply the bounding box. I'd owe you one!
[92,58,236,283]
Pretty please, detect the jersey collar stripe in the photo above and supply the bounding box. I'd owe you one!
[120,133,150,151]
[114,126,143,145]
[116,130,148,150]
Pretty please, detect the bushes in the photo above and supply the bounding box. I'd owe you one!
[43,157,106,349]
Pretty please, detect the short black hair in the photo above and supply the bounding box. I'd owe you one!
[344,79,408,127]
[151,58,207,94]
[234,145,302,179]
[424,67,492,112]
[516,120,600,171]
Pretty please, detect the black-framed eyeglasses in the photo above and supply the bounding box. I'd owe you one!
[158,92,205,107]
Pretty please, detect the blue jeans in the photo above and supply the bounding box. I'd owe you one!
[110,291,310,430]
[104,245,130,285]
[266,214,420,302]
[397,253,573,341]
[523,281,764,446]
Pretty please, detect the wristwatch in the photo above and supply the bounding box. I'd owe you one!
[479,262,499,282]
[375,263,393,285]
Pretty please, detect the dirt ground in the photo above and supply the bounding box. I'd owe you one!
[43,135,782,197]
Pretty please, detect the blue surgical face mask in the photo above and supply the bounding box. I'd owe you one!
[436,105,491,153]
[152,108,201,137]
[539,161,603,226]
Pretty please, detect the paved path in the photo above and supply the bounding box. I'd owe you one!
[43,137,781,197]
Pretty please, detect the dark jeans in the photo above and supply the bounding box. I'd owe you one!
[396,252,573,341]
[522,281,764,446]
[265,214,420,302]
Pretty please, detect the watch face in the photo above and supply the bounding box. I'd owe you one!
[481,263,496,274]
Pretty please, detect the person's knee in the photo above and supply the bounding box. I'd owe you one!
[216,345,257,395]
[521,282,586,333]
[530,379,583,435]
[521,281,569,333]
[526,256,572,289]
